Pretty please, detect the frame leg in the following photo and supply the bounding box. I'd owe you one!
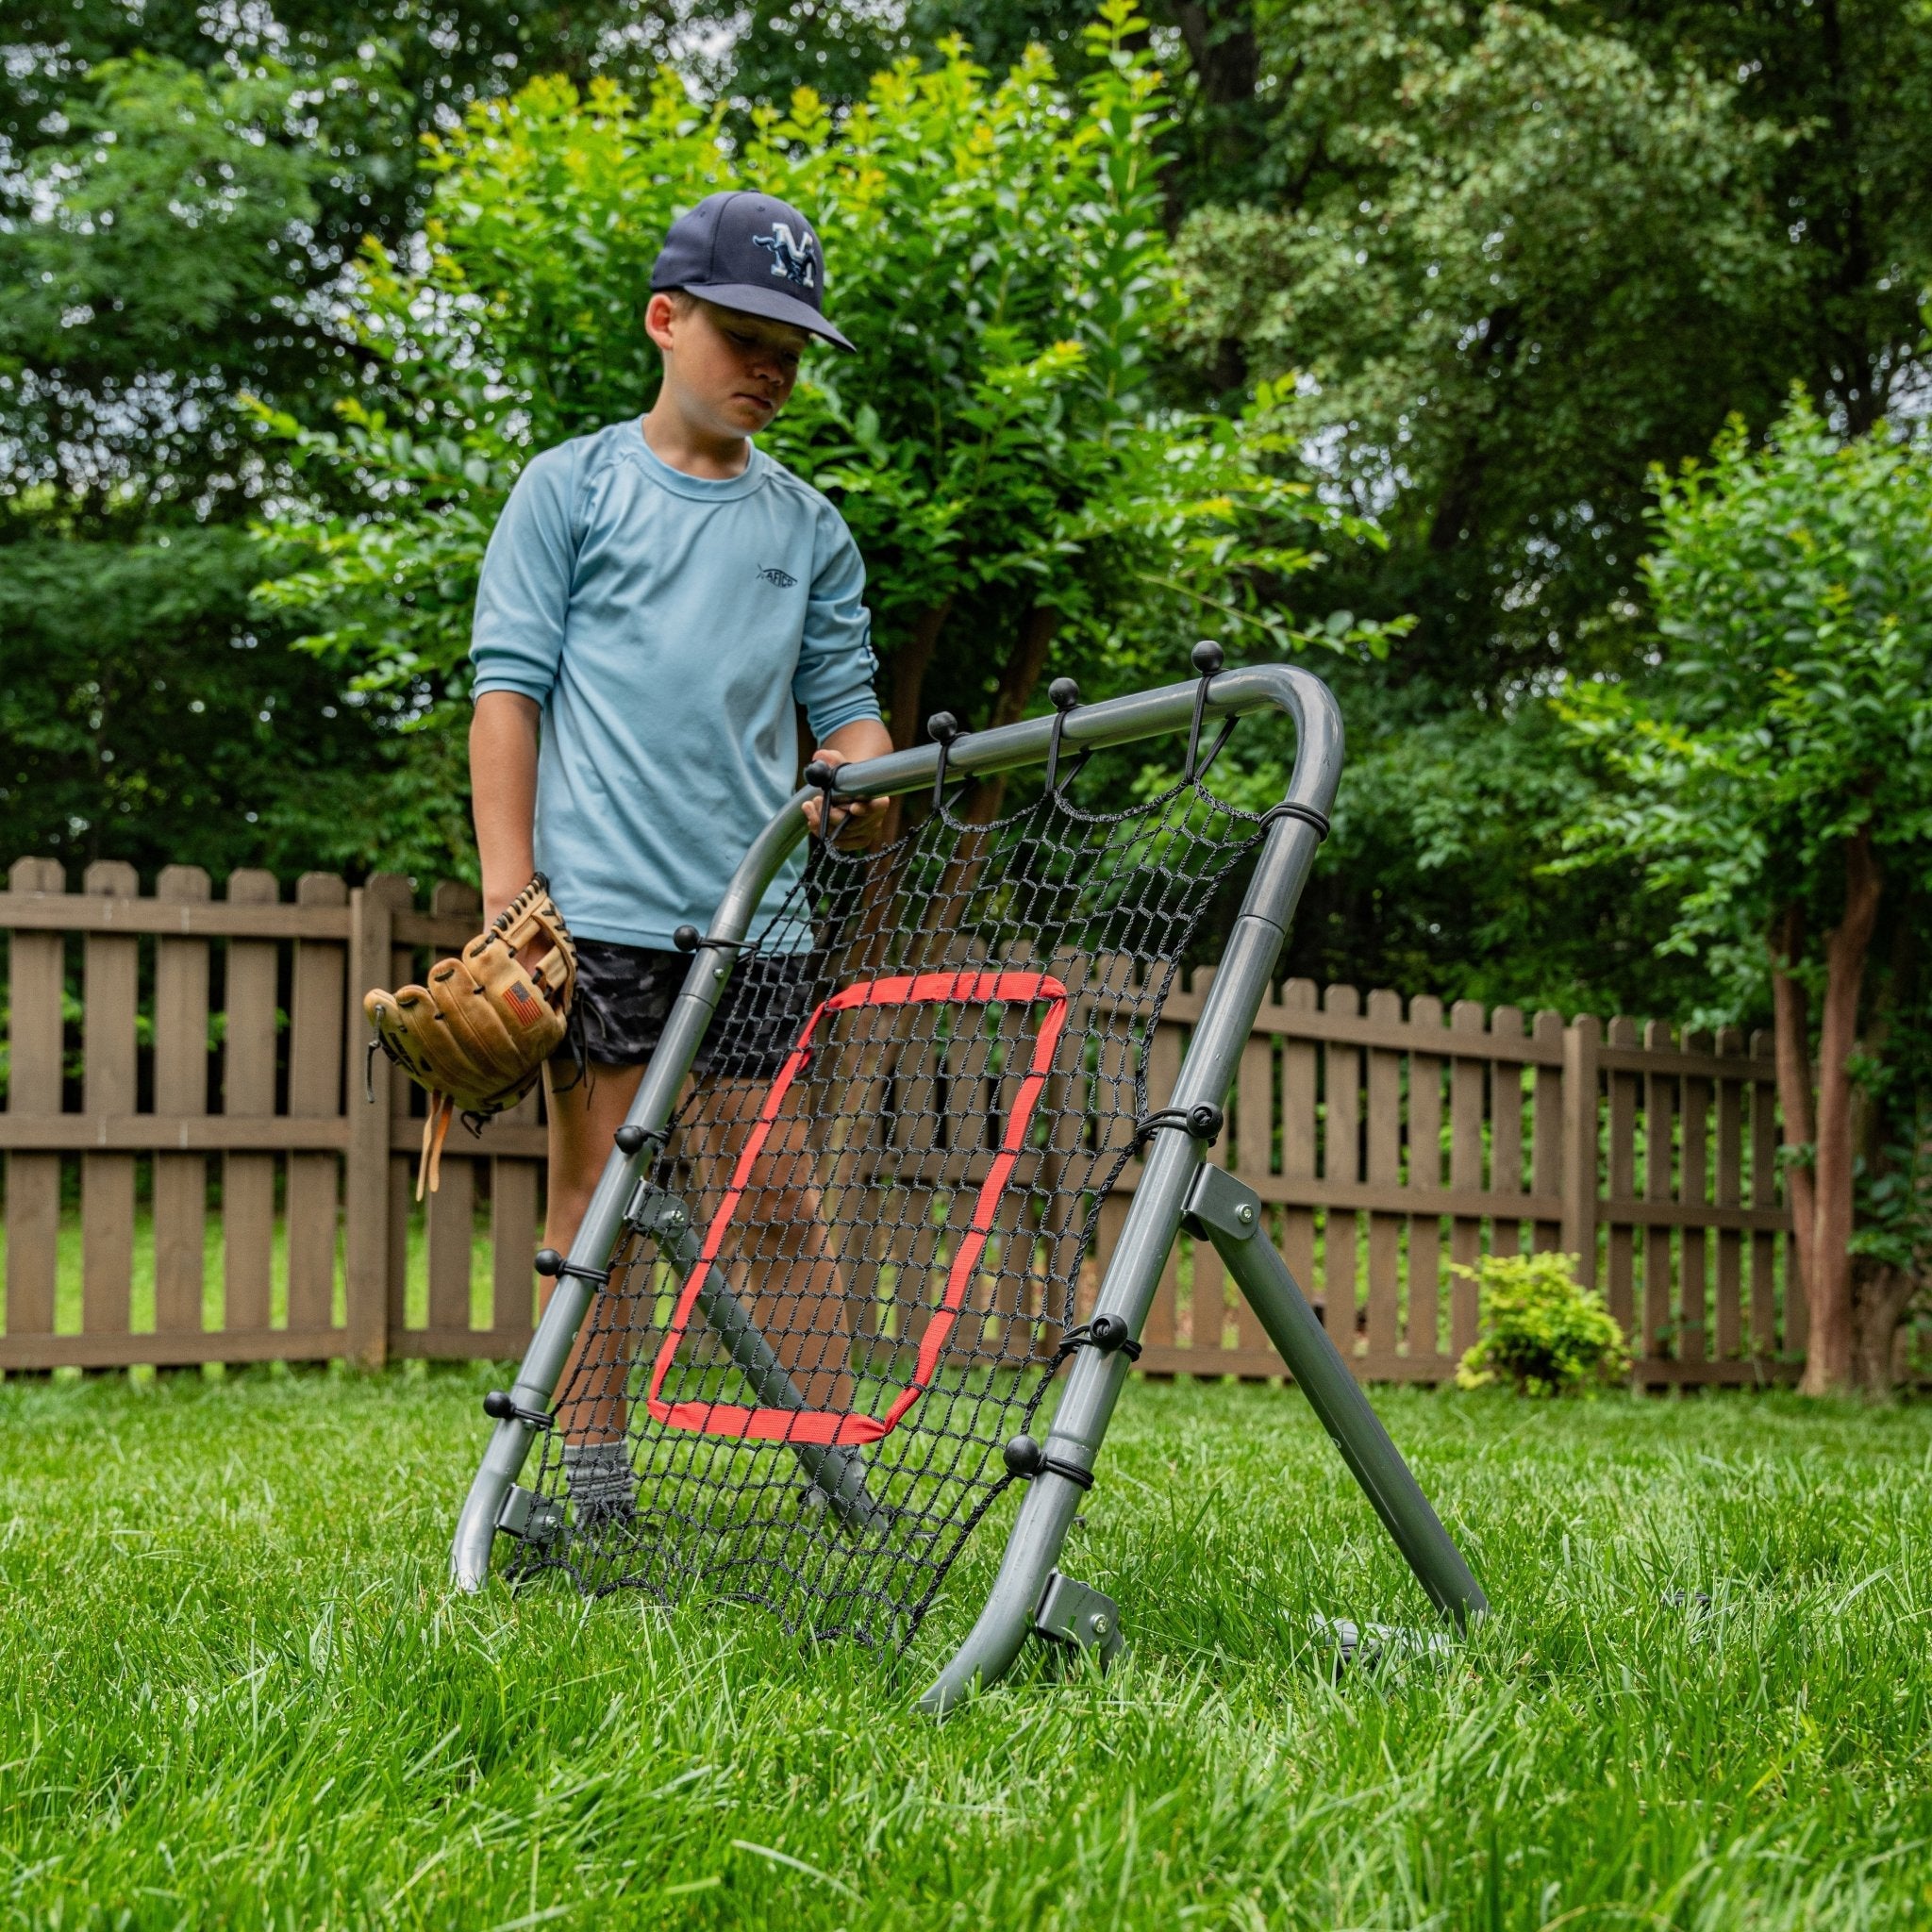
[630,1185,878,1530]
[1188,1167,1488,1626]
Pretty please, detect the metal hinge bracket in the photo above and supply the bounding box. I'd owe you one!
[495,1484,564,1547]
[625,1181,701,1269]
[1182,1163,1260,1243]
[1035,1570,1124,1663]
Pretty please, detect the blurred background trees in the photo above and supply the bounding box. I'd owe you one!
[4,0,1928,1014]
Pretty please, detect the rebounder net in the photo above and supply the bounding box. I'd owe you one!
[508,752,1275,1652]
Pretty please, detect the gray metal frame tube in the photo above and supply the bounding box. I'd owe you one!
[455,661,1344,1599]
[632,1187,877,1528]
[452,800,816,1588]
[919,669,1344,1711]
[1205,1221,1488,1625]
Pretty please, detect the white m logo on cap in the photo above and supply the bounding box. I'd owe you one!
[754,222,818,290]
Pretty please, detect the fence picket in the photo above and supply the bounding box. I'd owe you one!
[1183,966,1228,1358]
[6,858,65,1344]
[1531,1010,1564,1255]
[222,870,280,1332]
[1279,979,1318,1295]
[1448,1001,1486,1357]
[1230,981,1277,1363]
[427,882,481,1337]
[153,866,211,1341]
[286,874,347,1334]
[346,874,408,1366]
[1605,1017,1640,1340]
[81,861,140,1341]
[388,929,417,1340]
[1642,1020,1676,1365]
[1322,984,1361,1351]
[1141,996,1183,1362]
[1407,994,1444,1364]
[1749,1030,1780,1359]
[1713,1025,1743,1361]
[1680,1031,1711,1367]
[1491,1006,1525,1260]
[1364,990,1402,1357]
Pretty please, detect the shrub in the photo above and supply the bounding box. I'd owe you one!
[1454,1252,1630,1396]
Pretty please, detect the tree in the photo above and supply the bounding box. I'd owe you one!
[0,2,691,883]
[1561,394,1932,1394]
[0,529,444,881]
[1171,0,1790,698]
[1133,0,1932,1025]
[1565,0,1932,439]
[256,5,1395,875]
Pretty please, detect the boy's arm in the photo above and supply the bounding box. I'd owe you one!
[807,716,893,845]
[472,691,541,924]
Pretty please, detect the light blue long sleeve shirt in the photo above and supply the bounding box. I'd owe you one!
[470,419,882,949]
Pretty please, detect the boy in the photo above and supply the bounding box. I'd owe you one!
[467,192,892,1519]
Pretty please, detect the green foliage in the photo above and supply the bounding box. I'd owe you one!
[1455,1251,1630,1395]
[1147,0,1932,1022]
[0,52,413,519]
[0,1,712,887]
[0,528,465,883]
[1559,393,1932,1004]
[1191,691,1711,1011]
[257,2,1397,879]
[1173,0,1792,697]
[1562,0,1932,441]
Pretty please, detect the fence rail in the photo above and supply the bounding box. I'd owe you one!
[2,859,1800,1384]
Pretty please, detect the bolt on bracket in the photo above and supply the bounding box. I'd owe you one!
[1035,1570,1124,1663]
[495,1484,564,1547]
[1181,1162,1260,1243]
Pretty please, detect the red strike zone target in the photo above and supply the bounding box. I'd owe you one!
[644,970,1071,1447]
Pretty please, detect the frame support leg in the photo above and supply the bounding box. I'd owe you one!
[627,1183,879,1530]
[1185,1165,1489,1627]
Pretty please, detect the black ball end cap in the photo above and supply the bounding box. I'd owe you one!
[803,758,838,790]
[673,924,700,953]
[926,710,960,745]
[1003,1434,1045,1479]
[1049,677,1080,711]
[483,1389,518,1421]
[1191,639,1224,675]
[614,1124,647,1157]
[1089,1312,1134,1353]
[533,1248,564,1277]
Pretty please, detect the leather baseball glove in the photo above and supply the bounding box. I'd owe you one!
[364,874,576,1196]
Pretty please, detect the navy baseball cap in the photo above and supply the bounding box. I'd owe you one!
[649,191,854,352]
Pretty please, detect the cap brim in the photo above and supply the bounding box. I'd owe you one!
[677,280,855,352]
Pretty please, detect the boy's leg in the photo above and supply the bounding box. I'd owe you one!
[687,1093,856,1412]
[544,1057,645,1524]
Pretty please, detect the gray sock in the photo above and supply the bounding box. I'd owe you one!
[562,1441,637,1531]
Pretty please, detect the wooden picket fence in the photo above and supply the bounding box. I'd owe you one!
[0,858,1804,1383]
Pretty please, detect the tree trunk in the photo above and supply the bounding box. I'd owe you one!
[962,605,1060,825]
[1850,1258,1919,1396]
[1173,0,1259,107]
[1769,906,1819,1320]
[875,600,952,849]
[887,602,951,754]
[1798,830,1884,1394]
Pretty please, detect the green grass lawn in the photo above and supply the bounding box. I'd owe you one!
[0,1371,1926,1929]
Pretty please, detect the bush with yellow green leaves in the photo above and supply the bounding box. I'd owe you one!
[1455,1252,1630,1396]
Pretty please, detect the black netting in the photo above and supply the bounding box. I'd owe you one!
[507,759,1274,1652]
